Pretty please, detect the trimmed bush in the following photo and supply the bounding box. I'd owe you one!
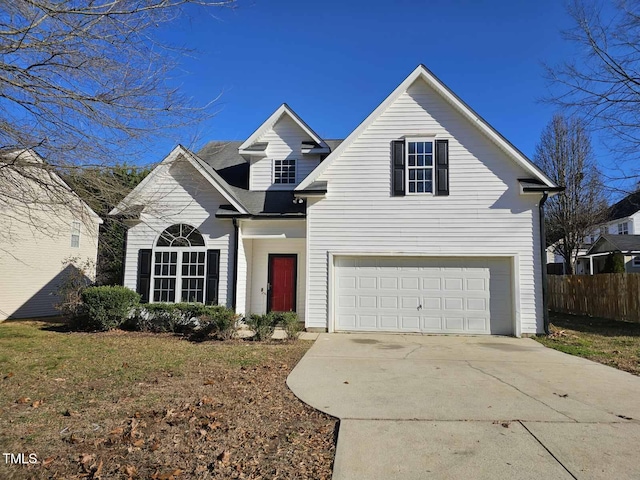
[198,307,240,341]
[80,286,140,330]
[269,311,301,340]
[127,303,239,338]
[246,313,276,341]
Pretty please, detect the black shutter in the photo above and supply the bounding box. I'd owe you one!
[392,140,405,196]
[435,139,449,196]
[137,249,152,303]
[205,249,220,305]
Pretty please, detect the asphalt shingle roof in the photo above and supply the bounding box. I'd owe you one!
[589,234,640,254]
[196,139,343,216]
[607,190,640,222]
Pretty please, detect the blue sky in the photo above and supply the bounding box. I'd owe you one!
[160,0,577,164]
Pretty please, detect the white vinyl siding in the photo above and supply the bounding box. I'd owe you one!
[123,159,235,307]
[0,196,99,321]
[306,78,543,334]
[249,115,322,190]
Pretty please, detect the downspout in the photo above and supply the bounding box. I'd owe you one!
[231,218,239,311]
[539,191,550,335]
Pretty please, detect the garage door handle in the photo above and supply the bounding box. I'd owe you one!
[417,304,422,310]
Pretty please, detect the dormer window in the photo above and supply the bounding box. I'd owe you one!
[618,222,629,235]
[274,159,296,184]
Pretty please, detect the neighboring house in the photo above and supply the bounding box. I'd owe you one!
[545,240,589,275]
[112,65,560,336]
[581,235,640,274]
[545,190,640,274]
[595,190,640,237]
[0,149,102,320]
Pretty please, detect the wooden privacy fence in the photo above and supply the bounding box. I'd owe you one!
[548,274,640,323]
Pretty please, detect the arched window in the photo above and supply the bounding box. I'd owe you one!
[156,224,205,247]
[152,224,210,303]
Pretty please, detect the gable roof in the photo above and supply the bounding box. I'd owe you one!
[297,64,557,191]
[109,145,249,216]
[586,234,640,255]
[1,148,103,224]
[607,190,640,222]
[239,103,329,151]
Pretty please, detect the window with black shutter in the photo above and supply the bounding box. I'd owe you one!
[392,138,449,196]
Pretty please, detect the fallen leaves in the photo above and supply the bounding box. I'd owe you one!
[0,339,335,480]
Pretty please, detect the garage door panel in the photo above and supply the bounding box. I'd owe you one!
[334,256,513,335]
[423,316,442,330]
[401,316,420,330]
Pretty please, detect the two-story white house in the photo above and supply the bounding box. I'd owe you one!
[0,149,102,320]
[579,191,640,274]
[112,65,561,336]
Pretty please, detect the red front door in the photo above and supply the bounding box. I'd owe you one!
[268,254,297,312]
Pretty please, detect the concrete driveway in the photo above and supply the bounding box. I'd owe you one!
[287,334,640,480]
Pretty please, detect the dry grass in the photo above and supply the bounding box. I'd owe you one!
[0,321,336,479]
[535,312,640,375]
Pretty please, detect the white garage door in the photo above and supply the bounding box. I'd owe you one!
[334,256,513,335]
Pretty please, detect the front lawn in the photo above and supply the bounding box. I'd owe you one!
[0,321,335,479]
[535,312,640,376]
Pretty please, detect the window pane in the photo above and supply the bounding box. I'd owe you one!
[417,155,424,166]
[425,142,433,154]
[425,154,433,166]
[417,182,424,193]
[417,143,424,154]
[409,170,415,180]
[425,178,433,192]
[417,170,424,180]
[408,142,415,154]
[409,183,416,193]
[408,155,415,167]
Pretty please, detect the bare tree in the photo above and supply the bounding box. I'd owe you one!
[0,0,233,240]
[534,114,608,274]
[545,0,640,182]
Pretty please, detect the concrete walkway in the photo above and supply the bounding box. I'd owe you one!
[287,334,640,479]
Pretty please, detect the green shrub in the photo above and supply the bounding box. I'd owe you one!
[268,311,301,341]
[127,303,238,339]
[80,286,140,330]
[198,307,240,341]
[603,253,626,273]
[246,313,276,341]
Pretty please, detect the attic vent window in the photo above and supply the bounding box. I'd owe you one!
[274,159,296,184]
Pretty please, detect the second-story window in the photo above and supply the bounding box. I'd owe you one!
[71,221,81,248]
[274,159,296,184]
[406,139,434,194]
[618,222,629,235]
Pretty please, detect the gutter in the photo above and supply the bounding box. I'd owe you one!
[231,218,239,311]
[539,191,550,335]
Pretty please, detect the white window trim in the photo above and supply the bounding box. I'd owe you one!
[71,221,81,248]
[618,222,629,235]
[273,158,297,185]
[150,247,208,303]
[405,137,435,195]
